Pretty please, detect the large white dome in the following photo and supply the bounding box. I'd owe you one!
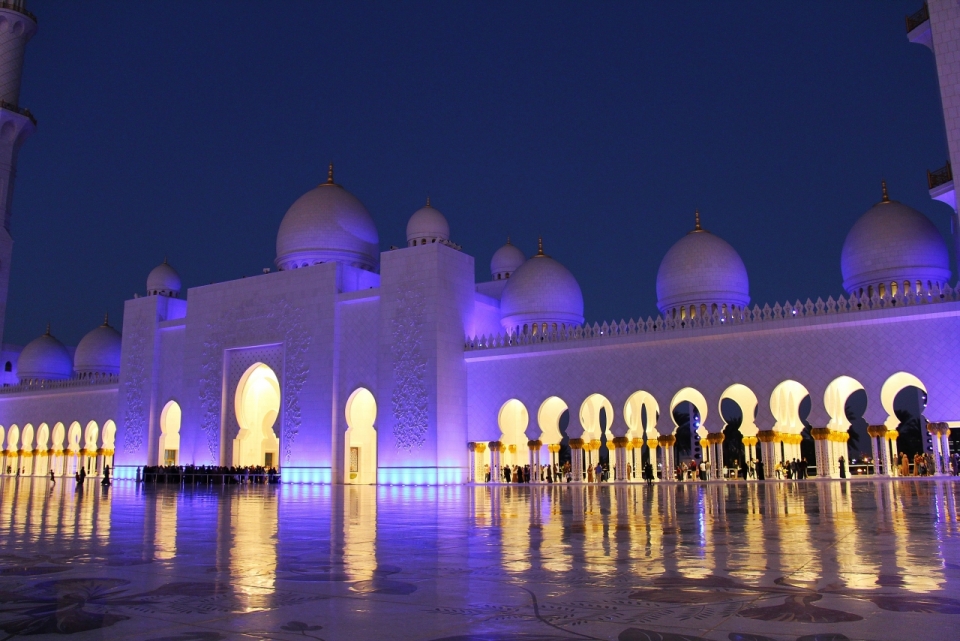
[18,328,73,382]
[656,214,750,317]
[276,165,380,272]
[406,198,450,246]
[500,240,584,333]
[74,317,121,377]
[490,238,526,280]
[841,185,951,296]
[147,259,181,297]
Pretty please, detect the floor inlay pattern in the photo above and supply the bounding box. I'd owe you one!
[0,478,958,640]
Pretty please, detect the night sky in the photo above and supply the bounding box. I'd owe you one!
[7,1,948,346]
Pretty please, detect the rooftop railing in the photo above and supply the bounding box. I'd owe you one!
[906,3,929,32]
[928,161,952,190]
[466,285,959,352]
[0,374,118,394]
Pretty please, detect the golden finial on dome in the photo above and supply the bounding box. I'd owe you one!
[102,313,109,327]
[881,179,889,203]
[426,196,431,207]
[45,323,50,336]
[694,208,702,231]
[324,162,335,185]
[506,236,511,245]
[536,237,545,257]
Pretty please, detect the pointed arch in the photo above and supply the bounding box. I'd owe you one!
[344,387,377,484]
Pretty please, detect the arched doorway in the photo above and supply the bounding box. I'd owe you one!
[670,388,708,479]
[823,375,866,477]
[579,393,613,480]
[719,383,758,479]
[344,387,377,484]
[83,421,99,475]
[35,423,49,477]
[538,396,568,477]
[66,422,81,476]
[769,380,810,477]
[233,362,281,468]
[20,424,33,476]
[498,399,529,473]
[881,372,928,475]
[6,425,18,475]
[624,391,659,481]
[159,401,182,466]
[51,423,65,476]
[102,420,117,472]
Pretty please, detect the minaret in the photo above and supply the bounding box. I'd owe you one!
[0,1,37,347]
[908,1,960,277]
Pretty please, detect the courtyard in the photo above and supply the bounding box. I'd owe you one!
[0,478,958,640]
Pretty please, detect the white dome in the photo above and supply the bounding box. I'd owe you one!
[406,198,450,246]
[841,185,951,296]
[500,240,584,332]
[147,259,181,297]
[490,238,526,280]
[656,214,750,317]
[276,165,379,272]
[18,328,73,381]
[74,317,121,377]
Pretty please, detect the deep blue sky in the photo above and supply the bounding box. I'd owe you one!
[7,1,949,346]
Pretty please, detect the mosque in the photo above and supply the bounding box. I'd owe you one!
[0,1,959,485]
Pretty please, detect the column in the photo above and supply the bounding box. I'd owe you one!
[474,442,487,482]
[867,426,885,475]
[928,423,945,475]
[613,437,628,481]
[646,437,658,482]
[885,431,900,476]
[527,440,542,483]
[570,439,584,483]
[941,429,953,474]
[467,443,476,483]
[488,441,502,483]
[758,431,776,479]
[711,433,725,480]
[811,428,830,478]
[659,434,676,481]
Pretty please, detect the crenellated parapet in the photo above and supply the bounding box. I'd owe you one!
[466,286,960,351]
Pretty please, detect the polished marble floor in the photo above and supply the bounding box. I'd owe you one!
[1,478,959,641]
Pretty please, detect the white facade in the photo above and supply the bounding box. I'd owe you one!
[0,4,958,484]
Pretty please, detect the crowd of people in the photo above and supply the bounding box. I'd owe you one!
[482,459,656,484]
[138,465,280,485]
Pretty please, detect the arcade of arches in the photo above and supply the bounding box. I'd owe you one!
[233,362,281,468]
[0,418,117,477]
[468,371,957,483]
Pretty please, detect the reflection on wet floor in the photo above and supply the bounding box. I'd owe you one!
[0,478,959,640]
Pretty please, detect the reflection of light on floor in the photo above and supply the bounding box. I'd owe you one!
[228,489,277,607]
[344,486,376,582]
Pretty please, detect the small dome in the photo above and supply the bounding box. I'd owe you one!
[490,238,526,280]
[74,316,121,377]
[656,212,750,317]
[406,198,450,246]
[147,259,181,297]
[500,239,584,333]
[276,164,379,271]
[18,327,73,381]
[841,183,951,296]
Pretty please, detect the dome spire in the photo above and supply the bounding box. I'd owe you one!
[102,313,109,327]
[881,179,890,203]
[44,323,50,336]
[694,208,702,231]
[536,236,545,257]
[506,236,511,245]
[324,162,335,186]
[425,196,431,207]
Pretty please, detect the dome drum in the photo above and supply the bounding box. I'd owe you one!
[490,239,525,280]
[147,260,181,298]
[406,199,451,247]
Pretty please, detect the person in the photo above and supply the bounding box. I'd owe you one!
[136,466,142,483]
[899,452,909,476]
[643,461,653,486]
[595,462,603,483]
[839,455,846,479]
[101,464,111,486]
[49,469,55,484]
[626,463,632,480]
[504,465,511,483]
